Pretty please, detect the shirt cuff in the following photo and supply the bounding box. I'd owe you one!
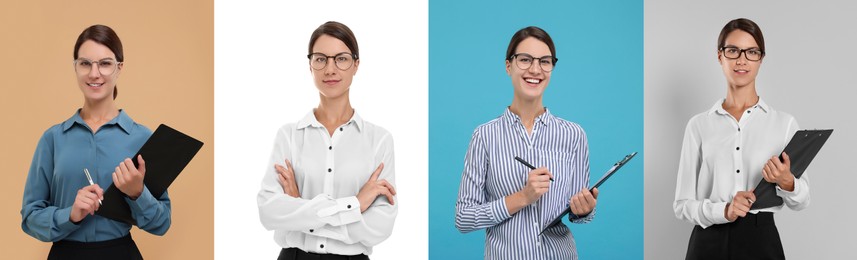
[302,224,348,242]
[571,208,595,223]
[55,207,81,230]
[493,198,512,223]
[126,186,158,214]
[317,196,361,226]
[775,178,809,205]
[775,179,800,196]
[708,201,730,227]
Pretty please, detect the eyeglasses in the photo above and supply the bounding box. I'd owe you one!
[307,52,357,71]
[510,53,557,72]
[74,58,122,75]
[720,47,764,61]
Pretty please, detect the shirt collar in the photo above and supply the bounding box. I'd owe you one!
[62,109,134,134]
[296,109,364,132]
[502,107,554,127]
[755,98,771,113]
[709,97,770,115]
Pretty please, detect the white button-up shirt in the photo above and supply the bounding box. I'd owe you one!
[674,98,810,228]
[258,111,397,255]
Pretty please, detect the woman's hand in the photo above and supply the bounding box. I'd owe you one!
[725,190,756,222]
[357,163,396,213]
[505,167,554,215]
[762,152,795,191]
[519,167,554,205]
[275,159,300,197]
[570,187,598,216]
[70,184,103,223]
[113,155,145,200]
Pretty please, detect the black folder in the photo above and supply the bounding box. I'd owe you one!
[96,124,204,225]
[540,152,637,234]
[751,129,832,210]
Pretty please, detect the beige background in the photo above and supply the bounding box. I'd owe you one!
[0,1,213,259]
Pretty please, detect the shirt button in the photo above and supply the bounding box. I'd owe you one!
[736,169,741,173]
[328,146,332,150]
[736,147,740,151]
[309,229,314,233]
[328,168,332,172]
[340,127,344,131]
[738,127,741,132]
[320,244,324,249]
[347,204,352,209]
[747,110,751,114]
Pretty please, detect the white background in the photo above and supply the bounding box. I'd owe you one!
[214,1,428,259]
[645,1,857,259]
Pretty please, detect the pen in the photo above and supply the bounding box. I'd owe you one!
[514,156,554,182]
[83,168,103,205]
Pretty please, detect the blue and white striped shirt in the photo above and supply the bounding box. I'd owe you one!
[455,108,593,260]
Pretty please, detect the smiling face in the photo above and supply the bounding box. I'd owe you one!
[718,30,762,88]
[76,40,121,101]
[507,37,552,101]
[310,34,358,100]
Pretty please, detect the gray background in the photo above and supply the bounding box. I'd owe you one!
[645,1,857,259]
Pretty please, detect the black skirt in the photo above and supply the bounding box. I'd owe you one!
[48,234,142,260]
[685,212,785,260]
[278,248,369,260]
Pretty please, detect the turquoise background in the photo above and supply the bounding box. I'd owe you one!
[428,0,644,259]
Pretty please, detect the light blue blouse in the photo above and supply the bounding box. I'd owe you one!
[21,109,171,242]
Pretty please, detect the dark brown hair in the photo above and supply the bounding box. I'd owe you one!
[505,26,557,64]
[74,24,123,100]
[717,18,765,56]
[308,21,359,60]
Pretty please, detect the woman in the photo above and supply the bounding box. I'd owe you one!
[257,21,397,260]
[454,26,598,260]
[21,25,171,259]
[674,18,809,259]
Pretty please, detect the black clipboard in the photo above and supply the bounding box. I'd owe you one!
[751,129,832,209]
[540,152,637,234]
[96,124,204,225]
